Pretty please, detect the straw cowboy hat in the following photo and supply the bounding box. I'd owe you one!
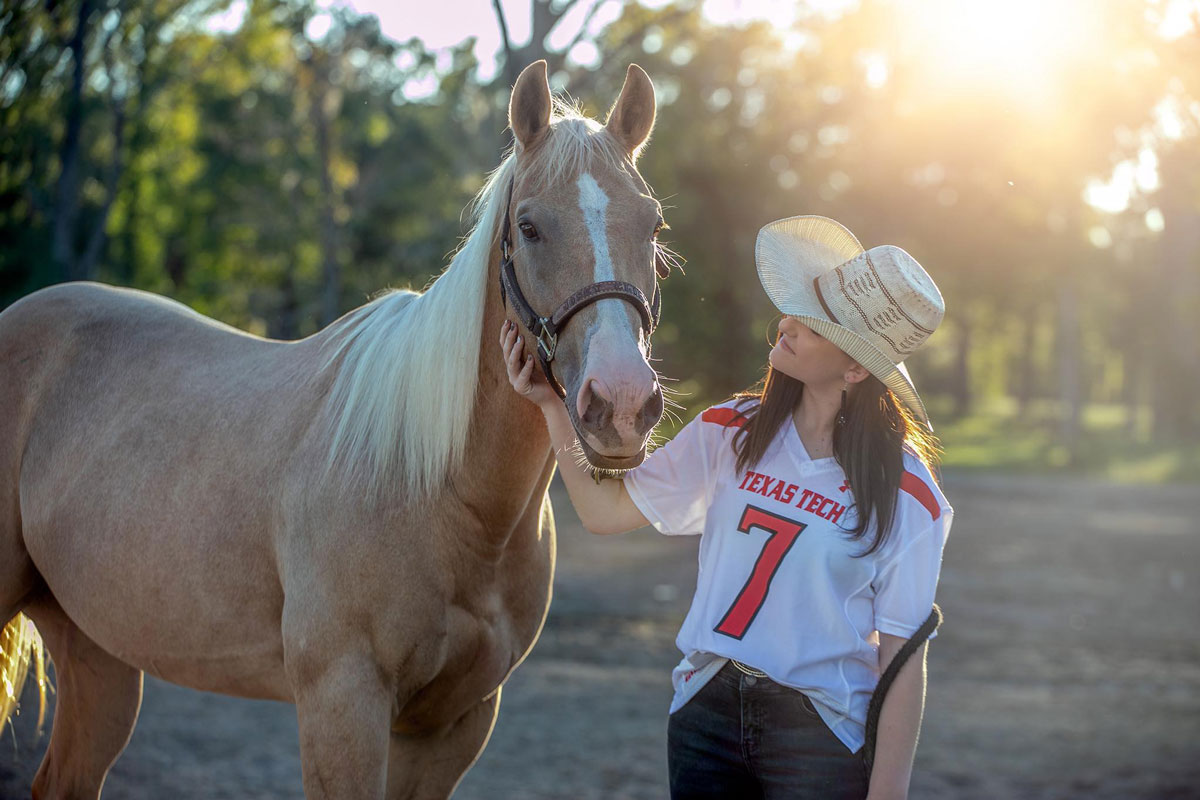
[755,215,945,428]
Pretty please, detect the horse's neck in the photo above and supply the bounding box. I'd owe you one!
[448,252,556,527]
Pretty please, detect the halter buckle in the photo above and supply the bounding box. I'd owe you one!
[536,319,558,361]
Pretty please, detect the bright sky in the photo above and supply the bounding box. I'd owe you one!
[337,0,855,80]
[201,0,857,79]
[349,0,545,82]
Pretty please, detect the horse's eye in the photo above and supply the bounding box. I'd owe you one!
[518,222,539,241]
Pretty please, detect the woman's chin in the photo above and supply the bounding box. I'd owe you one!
[768,350,802,381]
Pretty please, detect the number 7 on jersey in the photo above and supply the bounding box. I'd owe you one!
[714,505,807,639]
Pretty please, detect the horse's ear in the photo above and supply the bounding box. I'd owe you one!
[605,64,656,159]
[509,60,552,153]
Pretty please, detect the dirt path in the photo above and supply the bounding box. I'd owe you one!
[3,473,1199,799]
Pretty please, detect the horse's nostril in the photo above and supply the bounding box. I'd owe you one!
[635,385,664,436]
[577,378,615,422]
[581,390,614,431]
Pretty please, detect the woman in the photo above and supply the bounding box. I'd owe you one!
[499,215,953,800]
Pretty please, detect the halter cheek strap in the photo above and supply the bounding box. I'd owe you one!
[497,178,664,399]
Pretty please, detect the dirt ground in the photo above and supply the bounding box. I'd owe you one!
[2,472,1198,799]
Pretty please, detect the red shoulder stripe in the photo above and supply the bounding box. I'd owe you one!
[900,471,941,521]
[701,407,746,428]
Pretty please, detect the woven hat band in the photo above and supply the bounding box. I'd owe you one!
[812,277,842,325]
[813,248,939,364]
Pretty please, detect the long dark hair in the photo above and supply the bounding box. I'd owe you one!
[729,364,940,556]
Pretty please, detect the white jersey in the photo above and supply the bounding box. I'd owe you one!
[625,400,953,753]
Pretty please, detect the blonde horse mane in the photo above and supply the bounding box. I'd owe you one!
[321,101,629,496]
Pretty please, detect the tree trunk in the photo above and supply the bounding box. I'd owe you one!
[1056,284,1082,464]
[310,57,341,326]
[1151,148,1200,441]
[53,0,93,283]
[272,267,300,341]
[76,106,125,281]
[1121,328,1141,439]
[1015,302,1038,416]
[951,314,971,418]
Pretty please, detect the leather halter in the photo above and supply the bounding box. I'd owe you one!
[498,178,667,399]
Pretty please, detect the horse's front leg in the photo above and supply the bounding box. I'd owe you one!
[387,689,502,800]
[287,639,394,800]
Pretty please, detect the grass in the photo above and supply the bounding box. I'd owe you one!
[932,397,1200,485]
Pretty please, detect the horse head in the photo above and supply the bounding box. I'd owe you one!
[503,61,666,470]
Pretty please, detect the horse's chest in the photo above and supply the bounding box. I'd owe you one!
[396,522,552,731]
[452,611,521,692]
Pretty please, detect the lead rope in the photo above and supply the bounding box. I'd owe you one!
[862,604,943,774]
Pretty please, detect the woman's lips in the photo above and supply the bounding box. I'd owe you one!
[780,336,795,355]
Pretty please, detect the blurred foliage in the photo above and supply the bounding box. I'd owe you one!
[1,0,1198,479]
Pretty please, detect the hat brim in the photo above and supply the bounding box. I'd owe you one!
[756,216,864,318]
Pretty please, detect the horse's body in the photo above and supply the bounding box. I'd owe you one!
[0,61,664,798]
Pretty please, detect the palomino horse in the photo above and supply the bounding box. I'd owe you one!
[0,60,667,798]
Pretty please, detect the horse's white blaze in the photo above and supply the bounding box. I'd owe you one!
[576,173,641,370]
[577,172,612,281]
[573,172,656,440]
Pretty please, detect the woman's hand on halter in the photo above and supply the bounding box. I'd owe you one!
[499,321,649,535]
[501,321,559,409]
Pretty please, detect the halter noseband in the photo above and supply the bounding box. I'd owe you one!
[498,178,667,399]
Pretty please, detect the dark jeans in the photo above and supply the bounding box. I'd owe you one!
[667,663,869,800]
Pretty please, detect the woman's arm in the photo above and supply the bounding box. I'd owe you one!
[867,633,928,800]
[501,321,649,535]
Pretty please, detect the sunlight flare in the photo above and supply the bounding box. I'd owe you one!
[896,0,1100,104]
